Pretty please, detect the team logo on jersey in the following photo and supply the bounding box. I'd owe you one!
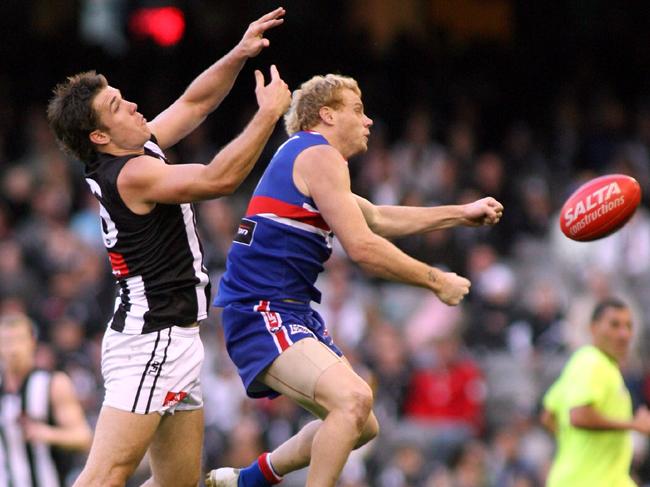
[266,312,282,332]
[163,391,188,407]
[234,218,256,245]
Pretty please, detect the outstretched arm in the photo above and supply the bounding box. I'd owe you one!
[354,195,503,239]
[296,145,470,306]
[149,7,286,149]
[118,66,291,210]
[21,372,92,451]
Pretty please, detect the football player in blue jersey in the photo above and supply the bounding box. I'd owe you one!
[207,74,503,487]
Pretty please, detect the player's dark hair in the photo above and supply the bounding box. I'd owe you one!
[591,297,627,322]
[47,71,108,165]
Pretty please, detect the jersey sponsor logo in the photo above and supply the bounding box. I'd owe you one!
[289,324,313,336]
[108,251,130,277]
[234,218,256,245]
[163,391,188,407]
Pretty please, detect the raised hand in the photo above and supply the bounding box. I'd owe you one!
[237,7,286,58]
[461,196,504,226]
[254,65,291,120]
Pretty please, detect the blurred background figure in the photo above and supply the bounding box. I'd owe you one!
[541,298,650,487]
[0,312,92,487]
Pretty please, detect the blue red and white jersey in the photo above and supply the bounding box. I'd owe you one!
[215,131,333,306]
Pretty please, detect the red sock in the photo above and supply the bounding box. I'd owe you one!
[257,452,283,484]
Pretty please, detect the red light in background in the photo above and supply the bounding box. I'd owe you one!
[129,7,185,47]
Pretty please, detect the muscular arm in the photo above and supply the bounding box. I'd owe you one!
[149,8,285,149]
[22,372,92,451]
[296,145,470,305]
[119,67,290,210]
[354,195,503,239]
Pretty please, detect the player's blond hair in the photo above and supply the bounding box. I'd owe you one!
[284,74,361,136]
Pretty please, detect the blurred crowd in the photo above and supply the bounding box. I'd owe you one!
[3,1,650,486]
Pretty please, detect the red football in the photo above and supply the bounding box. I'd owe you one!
[559,174,642,241]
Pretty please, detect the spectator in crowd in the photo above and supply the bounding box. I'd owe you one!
[402,328,486,460]
[0,312,92,486]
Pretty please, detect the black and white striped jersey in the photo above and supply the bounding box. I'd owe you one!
[0,370,61,487]
[85,137,211,334]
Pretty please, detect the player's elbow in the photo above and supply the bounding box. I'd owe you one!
[213,178,239,196]
[201,174,240,197]
[200,162,244,197]
[366,217,388,237]
[346,238,379,268]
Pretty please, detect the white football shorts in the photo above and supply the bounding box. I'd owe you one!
[101,324,204,415]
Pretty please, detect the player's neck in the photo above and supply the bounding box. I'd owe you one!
[313,128,354,160]
[594,344,622,365]
[3,365,33,392]
[96,142,145,158]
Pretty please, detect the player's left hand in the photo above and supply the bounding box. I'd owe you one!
[461,197,504,226]
[237,7,286,58]
[20,416,54,444]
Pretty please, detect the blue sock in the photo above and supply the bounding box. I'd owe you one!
[237,458,272,487]
[238,453,282,487]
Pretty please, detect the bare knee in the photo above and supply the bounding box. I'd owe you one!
[332,382,374,431]
[355,413,380,448]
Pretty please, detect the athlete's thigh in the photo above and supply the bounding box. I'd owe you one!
[83,405,160,476]
[260,337,365,418]
[148,408,204,487]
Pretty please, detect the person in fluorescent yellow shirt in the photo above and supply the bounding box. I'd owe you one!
[541,297,650,487]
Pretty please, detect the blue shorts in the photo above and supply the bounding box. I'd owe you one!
[220,300,342,398]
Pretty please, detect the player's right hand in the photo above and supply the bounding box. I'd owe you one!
[433,271,471,306]
[255,65,291,120]
[237,7,286,58]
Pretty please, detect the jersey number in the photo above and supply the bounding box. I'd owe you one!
[85,178,118,248]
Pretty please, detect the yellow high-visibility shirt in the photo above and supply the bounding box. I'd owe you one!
[544,345,634,487]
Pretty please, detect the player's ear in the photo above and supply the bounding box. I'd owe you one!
[319,106,335,126]
[89,129,110,146]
